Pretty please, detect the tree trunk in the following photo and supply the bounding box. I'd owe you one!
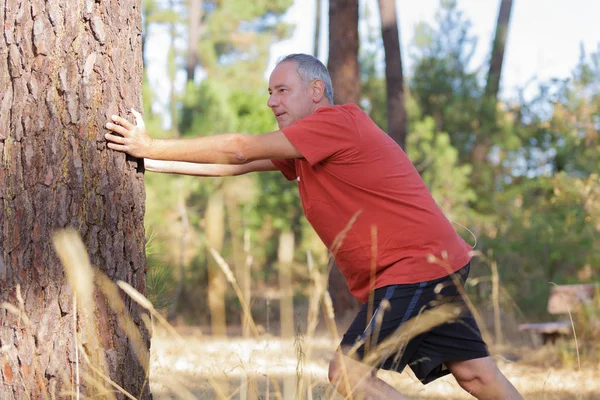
[472,0,513,166]
[186,0,203,82]
[225,190,251,334]
[313,0,322,58]
[206,191,227,337]
[278,230,295,338]
[168,0,180,137]
[326,0,362,319]
[168,187,189,322]
[0,1,150,398]
[277,230,295,400]
[327,258,360,323]
[378,0,407,150]
[491,260,503,345]
[485,0,513,102]
[327,0,360,104]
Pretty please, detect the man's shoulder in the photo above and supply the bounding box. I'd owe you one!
[310,103,364,123]
[326,103,362,113]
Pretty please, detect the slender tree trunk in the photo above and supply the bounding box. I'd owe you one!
[485,0,513,102]
[277,230,295,400]
[168,187,189,321]
[472,0,513,166]
[0,0,150,398]
[326,0,362,319]
[242,230,253,336]
[327,0,360,104]
[327,259,360,322]
[278,230,295,338]
[378,0,407,150]
[313,0,322,58]
[206,192,227,337]
[205,190,229,395]
[186,0,203,82]
[225,190,250,334]
[168,0,179,137]
[491,260,503,345]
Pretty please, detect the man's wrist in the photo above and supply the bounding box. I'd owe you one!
[145,137,159,159]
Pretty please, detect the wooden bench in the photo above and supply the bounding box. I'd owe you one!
[519,284,597,344]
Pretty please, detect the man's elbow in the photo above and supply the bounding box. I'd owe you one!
[231,151,248,164]
[228,134,253,164]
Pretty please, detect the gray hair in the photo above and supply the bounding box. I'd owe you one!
[277,54,334,104]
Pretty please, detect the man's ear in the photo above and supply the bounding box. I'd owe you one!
[311,79,326,103]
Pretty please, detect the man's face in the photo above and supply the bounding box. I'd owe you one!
[268,62,316,129]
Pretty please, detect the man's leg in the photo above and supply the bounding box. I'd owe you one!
[446,356,523,400]
[328,351,407,400]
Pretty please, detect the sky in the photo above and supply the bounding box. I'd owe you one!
[268,0,600,99]
[146,0,600,120]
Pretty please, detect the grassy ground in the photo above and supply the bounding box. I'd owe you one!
[149,326,600,400]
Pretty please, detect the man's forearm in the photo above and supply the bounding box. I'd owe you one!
[143,159,245,176]
[147,134,249,164]
[144,159,278,176]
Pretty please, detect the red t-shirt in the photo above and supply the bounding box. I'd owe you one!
[272,104,472,303]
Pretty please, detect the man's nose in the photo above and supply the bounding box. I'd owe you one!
[267,94,278,108]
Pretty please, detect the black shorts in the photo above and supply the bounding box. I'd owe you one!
[339,264,489,384]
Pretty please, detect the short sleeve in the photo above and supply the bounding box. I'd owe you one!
[280,105,359,166]
[271,159,297,181]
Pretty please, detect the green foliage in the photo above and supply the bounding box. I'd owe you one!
[549,47,600,175]
[407,117,475,217]
[180,80,238,136]
[144,232,176,309]
[409,0,483,160]
[405,0,600,322]
[140,0,600,330]
[483,173,600,316]
[140,0,303,322]
[198,0,294,77]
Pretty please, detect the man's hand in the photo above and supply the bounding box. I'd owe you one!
[105,108,153,158]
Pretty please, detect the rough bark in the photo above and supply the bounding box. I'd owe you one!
[327,0,360,105]
[0,0,150,398]
[378,0,407,150]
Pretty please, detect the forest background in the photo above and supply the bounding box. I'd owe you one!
[140,0,599,342]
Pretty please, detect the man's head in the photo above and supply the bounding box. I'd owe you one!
[268,54,334,129]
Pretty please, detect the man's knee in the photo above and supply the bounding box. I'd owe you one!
[447,357,501,391]
[328,351,370,384]
[328,352,345,383]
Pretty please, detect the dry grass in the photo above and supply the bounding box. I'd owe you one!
[148,327,600,400]
[2,228,598,400]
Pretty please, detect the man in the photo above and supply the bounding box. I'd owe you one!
[105,54,522,399]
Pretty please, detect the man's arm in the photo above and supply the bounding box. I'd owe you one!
[105,109,302,164]
[144,159,279,176]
